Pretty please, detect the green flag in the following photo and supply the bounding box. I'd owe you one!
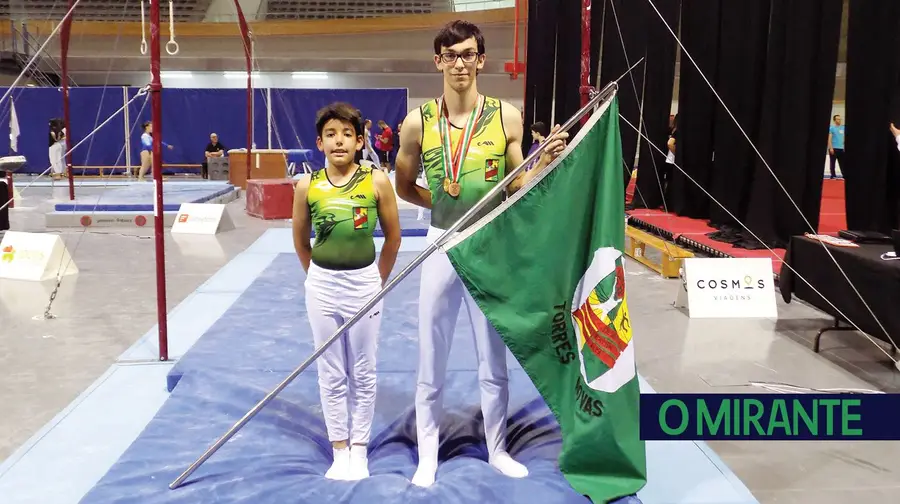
[444,95,646,502]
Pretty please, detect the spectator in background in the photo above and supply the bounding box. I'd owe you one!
[375,120,394,171]
[138,121,174,181]
[663,114,678,193]
[525,122,548,171]
[828,114,845,179]
[48,118,66,180]
[362,119,381,167]
[202,133,226,179]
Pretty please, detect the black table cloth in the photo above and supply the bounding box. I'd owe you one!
[780,235,900,351]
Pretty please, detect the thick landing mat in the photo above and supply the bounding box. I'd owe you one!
[77,239,756,504]
[80,369,615,504]
[53,181,237,212]
[165,252,518,392]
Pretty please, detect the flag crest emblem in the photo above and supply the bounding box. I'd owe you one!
[353,207,368,229]
[484,159,499,181]
[571,248,634,393]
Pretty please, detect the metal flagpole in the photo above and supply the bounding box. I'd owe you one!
[169,72,632,490]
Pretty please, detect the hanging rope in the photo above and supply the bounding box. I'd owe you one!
[140,0,148,55]
[166,0,180,55]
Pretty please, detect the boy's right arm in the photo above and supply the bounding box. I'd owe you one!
[292,175,312,271]
[395,109,432,209]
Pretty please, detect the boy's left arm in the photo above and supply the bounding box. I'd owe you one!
[373,170,402,285]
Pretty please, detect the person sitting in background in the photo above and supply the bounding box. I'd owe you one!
[375,120,394,170]
[525,122,549,171]
[202,133,226,179]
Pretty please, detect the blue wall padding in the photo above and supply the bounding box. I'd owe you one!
[0,86,407,175]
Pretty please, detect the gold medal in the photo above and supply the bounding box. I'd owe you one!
[438,95,484,199]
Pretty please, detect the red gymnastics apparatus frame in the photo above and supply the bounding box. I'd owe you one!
[57,0,254,362]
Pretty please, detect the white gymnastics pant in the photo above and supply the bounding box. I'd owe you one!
[415,226,510,462]
[364,145,381,167]
[49,141,66,175]
[305,261,383,445]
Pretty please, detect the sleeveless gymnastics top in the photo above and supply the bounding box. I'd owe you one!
[420,96,507,230]
[307,164,378,270]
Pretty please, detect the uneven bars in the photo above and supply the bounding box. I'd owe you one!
[169,77,624,490]
[149,0,169,362]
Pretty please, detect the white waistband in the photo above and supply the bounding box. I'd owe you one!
[308,260,380,279]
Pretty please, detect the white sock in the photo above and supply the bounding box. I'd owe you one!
[411,460,437,488]
[489,451,528,478]
[325,447,350,480]
[348,445,369,480]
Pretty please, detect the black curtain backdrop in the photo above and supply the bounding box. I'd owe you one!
[589,0,604,90]
[599,0,646,186]
[632,0,681,210]
[705,0,770,238]
[523,0,559,154]
[844,0,900,233]
[741,0,842,249]
[554,0,584,134]
[668,0,721,219]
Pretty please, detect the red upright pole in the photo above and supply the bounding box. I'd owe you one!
[232,1,252,186]
[522,0,528,98]
[512,0,520,80]
[149,0,169,362]
[579,0,592,125]
[61,0,75,199]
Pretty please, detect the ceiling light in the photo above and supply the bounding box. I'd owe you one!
[292,72,328,80]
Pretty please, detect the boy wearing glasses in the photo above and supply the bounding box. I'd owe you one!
[394,20,568,487]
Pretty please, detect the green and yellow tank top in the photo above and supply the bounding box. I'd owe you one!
[307,165,378,270]
[420,96,507,230]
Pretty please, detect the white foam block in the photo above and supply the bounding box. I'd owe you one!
[0,231,78,282]
[171,203,235,235]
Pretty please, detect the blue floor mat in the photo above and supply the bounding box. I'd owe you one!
[79,369,622,504]
[54,181,236,212]
[80,251,641,504]
[165,253,520,392]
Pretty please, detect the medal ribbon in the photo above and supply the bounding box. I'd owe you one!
[438,94,484,184]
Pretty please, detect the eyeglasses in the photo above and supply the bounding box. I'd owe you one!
[440,51,480,64]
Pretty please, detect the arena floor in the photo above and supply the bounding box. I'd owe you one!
[1,184,899,504]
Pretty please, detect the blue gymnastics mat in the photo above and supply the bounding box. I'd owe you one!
[78,250,756,504]
[369,210,429,238]
[165,252,482,392]
[53,181,237,212]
